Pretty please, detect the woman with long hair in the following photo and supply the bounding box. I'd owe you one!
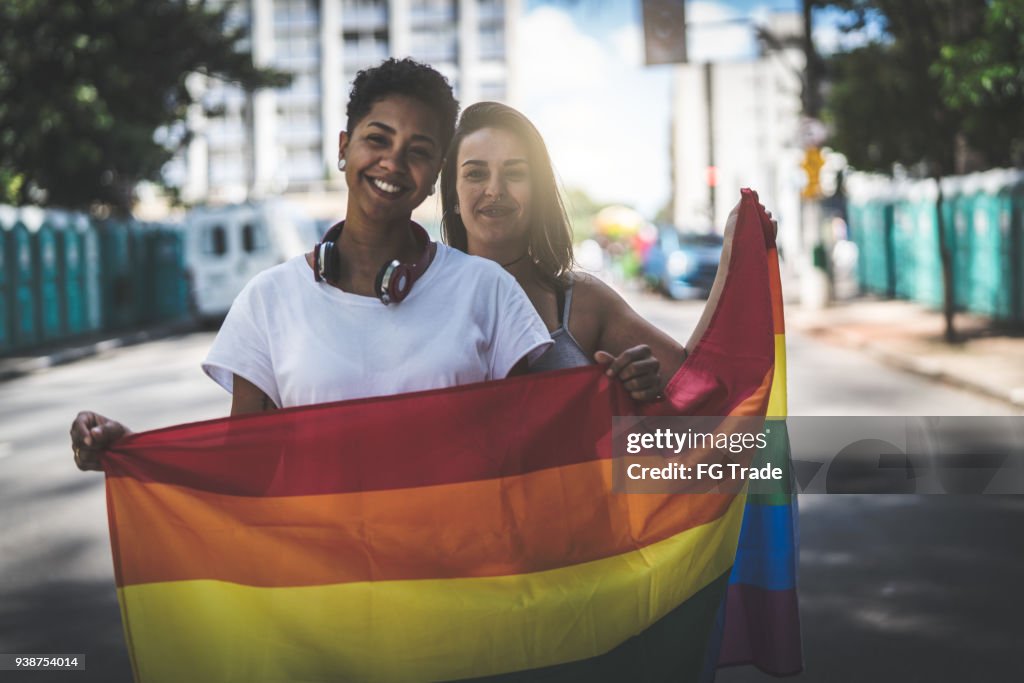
[441,102,688,399]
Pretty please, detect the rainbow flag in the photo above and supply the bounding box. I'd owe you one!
[700,196,803,678]
[103,189,792,682]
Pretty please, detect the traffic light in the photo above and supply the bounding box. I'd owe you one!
[801,147,824,199]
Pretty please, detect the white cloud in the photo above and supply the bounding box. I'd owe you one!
[518,7,610,97]
[610,25,643,68]
[518,6,671,215]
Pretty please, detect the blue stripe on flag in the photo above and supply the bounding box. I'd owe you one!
[728,502,799,590]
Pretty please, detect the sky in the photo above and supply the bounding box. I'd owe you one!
[516,0,815,216]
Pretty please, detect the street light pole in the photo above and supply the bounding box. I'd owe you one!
[704,61,716,224]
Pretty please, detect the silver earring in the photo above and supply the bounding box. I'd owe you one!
[453,204,460,215]
[337,158,346,171]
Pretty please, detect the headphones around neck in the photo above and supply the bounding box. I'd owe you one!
[313,220,435,305]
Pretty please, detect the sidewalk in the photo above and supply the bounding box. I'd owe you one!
[0,319,199,383]
[789,297,1024,408]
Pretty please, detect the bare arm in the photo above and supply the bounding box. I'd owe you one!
[686,201,777,352]
[577,274,688,399]
[231,374,278,416]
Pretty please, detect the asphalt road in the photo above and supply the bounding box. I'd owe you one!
[0,290,1020,682]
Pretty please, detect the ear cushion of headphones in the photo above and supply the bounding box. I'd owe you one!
[374,260,416,305]
[321,241,341,283]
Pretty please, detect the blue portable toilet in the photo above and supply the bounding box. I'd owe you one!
[6,212,39,349]
[99,219,136,331]
[76,213,103,335]
[907,180,946,310]
[28,208,64,342]
[891,185,918,301]
[967,170,1021,320]
[939,176,971,311]
[1015,177,1024,323]
[846,174,897,298]
[0,205,16,354]
[51,210,88,338]
[153,223,189,322]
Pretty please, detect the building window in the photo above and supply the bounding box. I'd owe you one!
[410,24,456,63]
[343,28,389,67]
[241,223,269,253]
[274,0,318,28]
[202,226,228,256]
[479,21,505,60]
[478,0,504,22]
[342,0,388,30]
[411,0,456,27]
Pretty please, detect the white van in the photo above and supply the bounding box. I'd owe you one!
[185,199,324,320]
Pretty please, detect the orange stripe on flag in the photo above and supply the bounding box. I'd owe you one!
[109,460,735,588]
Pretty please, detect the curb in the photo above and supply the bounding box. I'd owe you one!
[0,320,201,383]
[800,325,1024,409]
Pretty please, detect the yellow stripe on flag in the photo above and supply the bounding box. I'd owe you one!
[118,495,745,683]
[766,334,787,419]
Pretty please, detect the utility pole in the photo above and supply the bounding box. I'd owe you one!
[704,61,716,224]
[797,0,831,308]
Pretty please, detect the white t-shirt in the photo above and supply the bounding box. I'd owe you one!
[203,244,553,408]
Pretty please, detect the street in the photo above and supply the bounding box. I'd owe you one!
[0,290,1021,682]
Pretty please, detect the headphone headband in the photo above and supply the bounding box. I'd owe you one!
[313,221,434,305]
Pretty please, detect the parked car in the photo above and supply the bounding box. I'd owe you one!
[185,199,322,321]
[642,226,723,300]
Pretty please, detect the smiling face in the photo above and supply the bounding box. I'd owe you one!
[455,126,533,254]
[339,95,444,226]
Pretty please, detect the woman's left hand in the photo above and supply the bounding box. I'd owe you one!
[595,345,662,402]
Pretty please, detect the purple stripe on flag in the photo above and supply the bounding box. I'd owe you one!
[717,583,804,676]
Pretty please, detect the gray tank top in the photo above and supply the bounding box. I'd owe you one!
[528,284,592,372]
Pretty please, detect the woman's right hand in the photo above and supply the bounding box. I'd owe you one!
[70,411,132,472]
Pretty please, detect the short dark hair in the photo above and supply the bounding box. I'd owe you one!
[441,102,574,287]
[346,58,459,152]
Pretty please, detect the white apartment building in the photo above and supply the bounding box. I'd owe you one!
[178,0,520,213]
[670,11,805,258]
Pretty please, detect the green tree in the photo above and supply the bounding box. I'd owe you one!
[0,0,289,214]
[934,0,1024,167]
[821,0,999,342]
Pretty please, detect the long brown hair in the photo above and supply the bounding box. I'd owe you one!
[441,102,573,287]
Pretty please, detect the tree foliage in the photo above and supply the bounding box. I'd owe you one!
[821,0,1023,174]
[821,0,985,176]
[934,0,1024,166]
[0,0,290,213]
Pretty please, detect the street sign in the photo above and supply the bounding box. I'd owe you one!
[799,116,827,149]
[642,0,688,65]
